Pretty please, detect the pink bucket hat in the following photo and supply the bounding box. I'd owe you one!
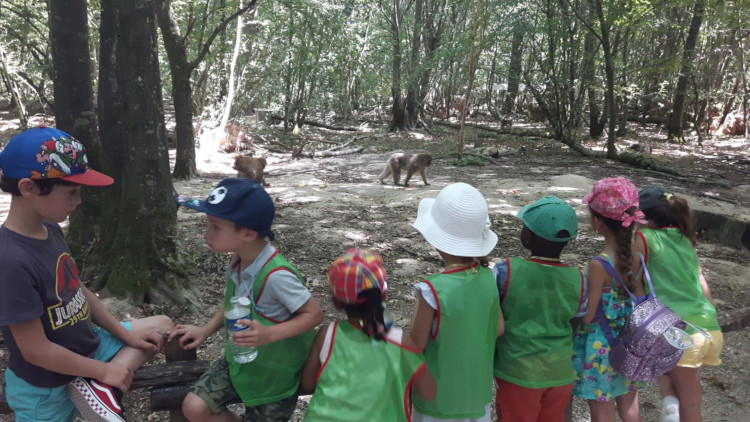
[582,177,647,227]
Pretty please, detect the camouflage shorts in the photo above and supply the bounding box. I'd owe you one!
[191,358,298,421]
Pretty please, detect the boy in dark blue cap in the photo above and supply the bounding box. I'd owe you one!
[0,126,173,422]
[170,178,324,422]
[492,196,587,422]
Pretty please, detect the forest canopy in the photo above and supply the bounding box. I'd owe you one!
[0,0,748,298]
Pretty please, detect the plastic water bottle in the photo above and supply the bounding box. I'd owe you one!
[382,303,394,331]
[225,296,258,363]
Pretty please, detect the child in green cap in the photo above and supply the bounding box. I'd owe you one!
[492,196,587,422]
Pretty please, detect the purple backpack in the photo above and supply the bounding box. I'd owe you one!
[595,254,689,382]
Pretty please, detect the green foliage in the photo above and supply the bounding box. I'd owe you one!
[0,0,747,144]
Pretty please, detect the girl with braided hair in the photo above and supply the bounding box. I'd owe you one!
[301,249,436,421]
[573,177,648,422]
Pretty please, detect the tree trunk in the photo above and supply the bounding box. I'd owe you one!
[595,0,618,159]
[458,0,487,155]
[582,29,606,138]
[503,26,524,115]
[388,0,407,132]
[99,0,192,305]
[96,0,124,286]
[738,21,749,139]
[218,0,244,133]
[404,0,423,128]
[47,0,103,258]
[155,0,198,179]
[668,1,705,143]
[417,0,445,123]
[156,0,257,175]
[0,45,27,127]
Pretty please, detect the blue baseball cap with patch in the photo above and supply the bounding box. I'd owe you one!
[177,178,275,240]
[0,126,114,186]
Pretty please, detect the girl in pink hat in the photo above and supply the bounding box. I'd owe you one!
[573,177,648,422]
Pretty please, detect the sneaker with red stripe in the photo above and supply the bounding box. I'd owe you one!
[67,377,127,422]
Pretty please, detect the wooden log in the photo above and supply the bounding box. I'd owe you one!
[163,334,197,422]
[716,307,750,334]
[130,360,210,389]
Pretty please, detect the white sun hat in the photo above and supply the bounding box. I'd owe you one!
[413,182,498,257]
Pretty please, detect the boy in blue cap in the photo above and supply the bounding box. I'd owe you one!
[0,126,173,422]
[171,178,324,421]
[492,196,587,422]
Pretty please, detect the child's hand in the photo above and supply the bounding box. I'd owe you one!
[100,362,134,392]
[232,320,272,348]
[167,324,209,350]
[125,325,163,353]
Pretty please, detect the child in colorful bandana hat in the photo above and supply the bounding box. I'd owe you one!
[301,249,436,421]
[573,177,647,422]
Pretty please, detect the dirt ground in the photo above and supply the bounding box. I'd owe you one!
[1,119,749,422]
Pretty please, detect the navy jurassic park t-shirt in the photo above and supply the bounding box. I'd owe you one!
[0,221,99,387]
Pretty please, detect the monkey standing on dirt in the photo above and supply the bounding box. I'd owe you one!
[378,153,432,186]
[233,154,267,186]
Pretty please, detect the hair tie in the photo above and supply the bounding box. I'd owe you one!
[620,210,647,227]
[663,193,673,201]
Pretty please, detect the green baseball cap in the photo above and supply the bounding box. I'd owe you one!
[517,196,578,242]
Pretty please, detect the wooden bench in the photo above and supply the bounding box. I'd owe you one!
[2,308,750,420]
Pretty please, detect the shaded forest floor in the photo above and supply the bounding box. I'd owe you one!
[1,116,749,421]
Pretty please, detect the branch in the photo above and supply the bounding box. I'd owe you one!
[301,119,359,131]
[188,0,259,70]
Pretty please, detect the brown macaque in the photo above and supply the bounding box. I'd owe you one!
[233,155,267,186]
[378,153,432,186]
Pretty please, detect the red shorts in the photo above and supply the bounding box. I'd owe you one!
[495,377,572,422]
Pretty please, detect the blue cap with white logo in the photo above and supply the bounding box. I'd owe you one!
[177,178,275,240]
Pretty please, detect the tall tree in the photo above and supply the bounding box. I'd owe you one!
[155,0,257,179]
[457,0,489,154]
[381,0,412,132]
[503,24,525,115]
[404,0,424,127]
[0,44,28,126]
[667,1,705,143]
[95,0,194,306]
[47,0,103,256]
[594,0,618,158]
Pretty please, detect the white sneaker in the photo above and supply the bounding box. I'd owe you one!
[661,396,680,422]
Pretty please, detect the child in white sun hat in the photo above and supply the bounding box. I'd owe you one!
[408,182,504,422]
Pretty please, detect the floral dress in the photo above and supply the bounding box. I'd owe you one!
[572,255,646,401]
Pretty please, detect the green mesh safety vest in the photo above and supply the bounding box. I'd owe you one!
[224,251,315,407]
[638,228,720,333]
[412,264,499,419]
[494,258,584,388]
[305,321,426,421]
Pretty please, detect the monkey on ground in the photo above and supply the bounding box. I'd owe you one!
[378,153,432,186]
[233,155,267,186]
